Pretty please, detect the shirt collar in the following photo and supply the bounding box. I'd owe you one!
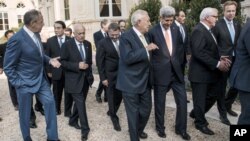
[224,17,233,24]
[200,21,211,31]
[74,38,82,47]
[23,25,36,38]
[132,26,144,37]
[175,20,181,27]
[58,34,66,40]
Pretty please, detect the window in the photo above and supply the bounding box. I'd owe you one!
[17,15,23,25]
[99,0,121,17]
[64,0,70,20]
[17,2,25,8]
[0,12,9,30]
[0,1,6,8]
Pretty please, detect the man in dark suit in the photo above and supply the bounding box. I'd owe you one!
[213,1,241,120]
[61,24,94,141]
[189,7,231,135]
[46,20,72,116]
[3,9,60,141]
[148,6,190,140]
[230,21,250,125]
[0,30,17,110]
[93,19,110,103]
[96,23,123,131]
[116,9,158,141]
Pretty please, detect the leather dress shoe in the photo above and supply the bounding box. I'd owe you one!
[227,109,238,117]
[189,112,195,119]
[104,97,108,102]
[139,132,148,139]
[107,111,110,116]
[196,126,214,135]
[156,130,166,138]
[81,134,88,141]
[176,130,191,140]
[57,110,61,115]
[69,123,81,130]
[220,116,231,126]
[35,107,44,116]
[96,96,102,103]
[113,122,121,131]
[47,139,60,141]
[0,117,2,122]
[14,105,19,111]
[187,100,190,103]
[29,121,37,128]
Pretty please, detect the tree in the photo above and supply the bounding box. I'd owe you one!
[127,0,162,28]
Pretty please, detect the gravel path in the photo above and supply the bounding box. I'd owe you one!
[0,74,238,141]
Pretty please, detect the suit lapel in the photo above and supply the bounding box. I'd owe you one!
[71,39,82,61]
[170,25,177,56]
[21,29,42,55]
[221,19,233,44]
[107,38,119,58]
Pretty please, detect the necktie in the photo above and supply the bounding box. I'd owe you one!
[104,33,107,37]
[33,33,42,56]
[228,22,235,43]
[114,41,120,56]
[59,37,63,47]
[165,30,172,55]
[139,35,148,47]
[179,25,185,42]
[79,43,85,61]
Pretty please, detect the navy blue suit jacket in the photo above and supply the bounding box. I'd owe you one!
[3,28,50,93]
[148,23,185,85]
[230,21,250,92]
[116,28,152,93]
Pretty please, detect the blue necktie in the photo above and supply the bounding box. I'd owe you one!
[34,33,42,56]
[79,43,85,61]
[228,22,235,43]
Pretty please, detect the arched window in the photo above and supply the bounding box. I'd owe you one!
[17,2,25,8]
[0,1,7,8]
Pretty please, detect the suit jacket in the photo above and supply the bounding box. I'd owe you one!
[96,37,119,85]
[230,21,250,92]
[46,35,71,80]
[148,23,185,85]
[212,18,241,56]
[3,28,50,93]
[188,23,221,83]
[93,30,105,49]
[60,38,93,94]
[0,43,7,68]
[116,28,152,93]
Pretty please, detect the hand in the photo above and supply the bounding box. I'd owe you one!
[218,60,230,72]
[145,43,159,51]
[50,57,61,68]
[102,80,109,87]
[220,56,231,67]
[47,73,52,78]
[0,68,3,74]
[79,62,89,70]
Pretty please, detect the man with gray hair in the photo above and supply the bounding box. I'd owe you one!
[116,9,158,141]
[189,7,231,135]
[148,6,190,140]
[3,9,60,141]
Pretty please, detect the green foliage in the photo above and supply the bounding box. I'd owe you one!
[127,0,162,28]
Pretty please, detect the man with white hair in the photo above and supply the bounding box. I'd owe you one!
[188,7,231,135]
[116,9,158,141]
[148,6,190,140]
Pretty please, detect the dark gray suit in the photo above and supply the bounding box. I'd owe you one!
[148,23,187,133]
[116,28,152,141]
[230,21,250,124]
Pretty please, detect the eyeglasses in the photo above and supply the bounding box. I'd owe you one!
[210,15,218,18]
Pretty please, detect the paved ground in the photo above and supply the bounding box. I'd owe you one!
[0,73,240,141]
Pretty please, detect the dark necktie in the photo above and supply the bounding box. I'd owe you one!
[59,37,63,47]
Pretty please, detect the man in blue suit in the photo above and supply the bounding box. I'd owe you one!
[230,21,250,124]
[116,9,158,141]
[3,9,60,141]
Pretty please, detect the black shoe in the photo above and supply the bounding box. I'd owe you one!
[69,123,81,130]
[96,96,102,103]
[156,130,166,138]
[35,107,44,116]
[29,121,37,128]
[81,134,88,141]
[107,111,110,116]
[113,121,121,131]
[176,130,191,140]
[196,126,214,135]
[219,116,231,126]
[0,117,2,122]
[189,112,195,119]
[47,139,60,141]
[187,100,190,103]
[227,109,238,117]
[139,132,148,139]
